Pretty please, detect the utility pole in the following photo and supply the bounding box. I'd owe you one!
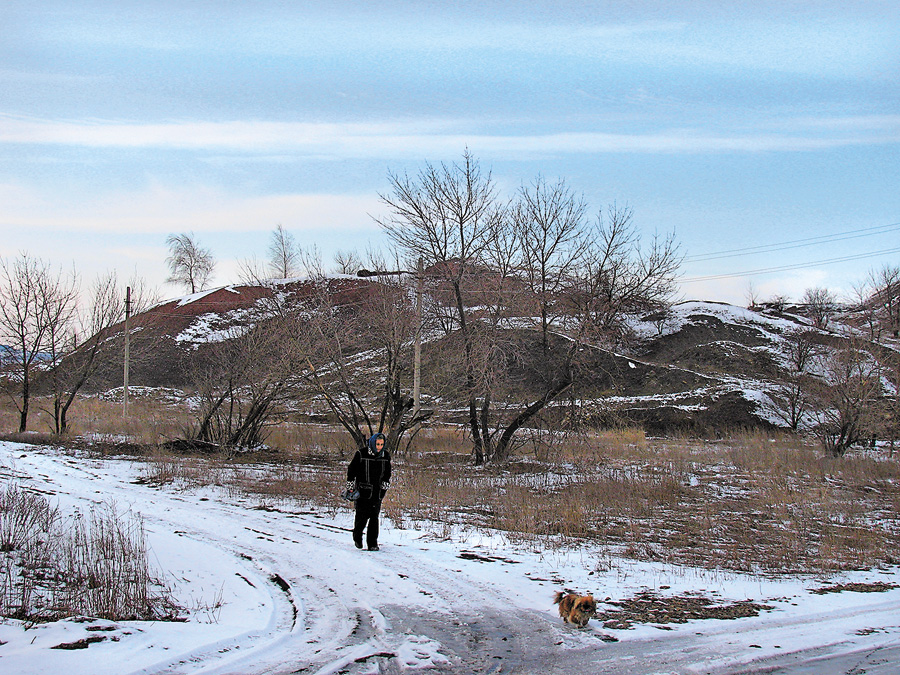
[123,286,130,417]
[413,257,423,417]
[358,262,426,418]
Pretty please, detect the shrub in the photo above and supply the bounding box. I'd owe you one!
[0,482,178,622]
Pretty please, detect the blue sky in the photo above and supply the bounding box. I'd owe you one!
[1,1,898,305]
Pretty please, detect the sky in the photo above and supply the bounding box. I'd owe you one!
[1,1,898,306]
[3,439,900,674]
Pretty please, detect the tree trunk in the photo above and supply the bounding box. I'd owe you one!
[470,397,484,465]
[19,371,29,433]
[494,376,573,461]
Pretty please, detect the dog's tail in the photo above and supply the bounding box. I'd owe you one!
[553,591,564,605]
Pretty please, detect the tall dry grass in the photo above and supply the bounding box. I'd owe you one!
[378,427,900,573]
[66,396,193,446]
[0,483,178,621]
[137,423,900,574]
[0,394,194,448]
[3,390,898,575]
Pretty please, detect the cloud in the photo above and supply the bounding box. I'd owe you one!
[3,115,899,158]
[0,181,389,302]
[775,114,900,132]
[754,270,830,303]
[0,181,385,235]
[43,6,893,80]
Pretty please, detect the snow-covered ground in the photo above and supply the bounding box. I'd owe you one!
[1,440,899,674]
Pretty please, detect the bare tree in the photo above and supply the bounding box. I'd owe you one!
[884,351,900,457]
[803,287,836,330]
[774,375,812,433]
[165,233,215,294]
[813,337,883,457]
[867,264,900,338]
[378,154,681,463]
[766,295,789,314]
[291,269,429,452]
[333,249,362,275]
[772,328,822,431]
[515,176,588,355]
[646,306,677,337]
[189,318,295,450]
[461,176,592,462]
[42,273,155,434]
[377,151,504,464]
[0,254,78,432]
[180,260,430,452]
[40,269,81,433]
[746,281,760,310]
[237,255,269,285]
[268,224,300,279]
[572,205,682,345]
[299,244,325,279]
[849,278,881,341]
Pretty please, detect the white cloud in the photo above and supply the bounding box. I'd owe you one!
[0,181,390,304]
[680,277,750,306]
[680,268,857,307]
[783,114,900,131]
[754,270,829,304]
[0,181,384,235]
[57,9,892,79]
[3,115,898,158]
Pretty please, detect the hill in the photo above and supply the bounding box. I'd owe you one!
[87,277,373,388]
[79,280,900,439]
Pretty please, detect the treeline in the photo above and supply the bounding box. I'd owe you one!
[164,154,681,463]
[3,153,899,461]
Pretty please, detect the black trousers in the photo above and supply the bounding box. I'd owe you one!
[353,494,382,547]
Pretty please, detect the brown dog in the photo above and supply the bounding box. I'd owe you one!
[553,591,597,627]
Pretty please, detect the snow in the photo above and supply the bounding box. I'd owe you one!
[174,287,238,309]
[2,440,899,674]
[629,300,803,342]
[174,304,270,344]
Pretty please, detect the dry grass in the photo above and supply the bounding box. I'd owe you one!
[379,428,900,574]
[265,423,359,461]
[2,394,898,575]
[63,397,194,446]
[0,395,193,447]
[137,450,236,490]
[0,483,179,622]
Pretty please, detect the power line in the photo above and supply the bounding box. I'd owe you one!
[685,222,900,263]
[681,246,900,283]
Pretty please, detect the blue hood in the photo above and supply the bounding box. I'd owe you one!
[368,433,387,455]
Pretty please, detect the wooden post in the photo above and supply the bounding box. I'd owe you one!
[413,257,423,417]
[123,286,130,417]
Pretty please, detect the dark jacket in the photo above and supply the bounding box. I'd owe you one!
[347,434,392,500]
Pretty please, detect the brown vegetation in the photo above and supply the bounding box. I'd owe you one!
[18,398,894,576]
[3,397,899,577]
[0,482,179,622]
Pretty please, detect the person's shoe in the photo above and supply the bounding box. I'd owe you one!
[354,538,363,549]
[367,544,379,551]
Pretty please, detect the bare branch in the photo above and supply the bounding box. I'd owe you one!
[268,224,300,279]
[165,232,216,294]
